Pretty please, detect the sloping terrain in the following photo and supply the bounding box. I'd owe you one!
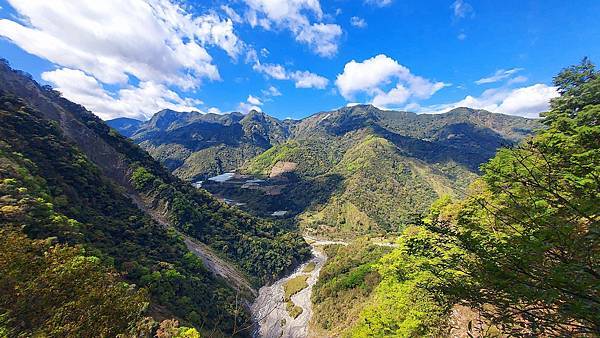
[108,91,540,238]
[240,105,539,236]
[109,109,294,180]
[0,60,310,336]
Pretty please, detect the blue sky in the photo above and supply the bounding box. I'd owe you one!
[0,0,598,120]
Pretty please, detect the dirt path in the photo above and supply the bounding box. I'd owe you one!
[182,235,257,298]
[251,246,326,338]
[128,194,257,298]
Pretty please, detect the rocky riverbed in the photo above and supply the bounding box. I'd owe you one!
[251,245,326,338]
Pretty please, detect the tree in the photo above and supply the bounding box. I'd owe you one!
[0,228,149,337]
[438,59,599,335]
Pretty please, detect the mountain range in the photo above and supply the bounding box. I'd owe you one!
[0,59,309,336]
[109,109,292,180]
[109,104,541,237]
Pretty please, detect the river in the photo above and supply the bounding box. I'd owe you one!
[250,237,397,337]
[251,245,327,338]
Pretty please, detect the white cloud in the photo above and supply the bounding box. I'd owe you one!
[237,102,263,113]
[295,23,342,57]
[253,63,289,80]
[221,5,242,23]
[0,0,245,90]
[372,84,410,107]
[240,0,342,57]
[475,68,524,85]
[508,75,528,85]
[289,71,328,89]
[253,61,329,89]
[457,32,467,40]
[364,0,393,7]
[350,16,367,28]
[237,93,268,113]
[262,86,282,97]
[207,107,222,114]
[42,68,203,120]
[416,84,559,118]
[335,54,447,107]
[451,0,474,19]
[247,94,263,105]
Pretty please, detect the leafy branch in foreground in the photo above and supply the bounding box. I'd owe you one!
[436,58,599,335]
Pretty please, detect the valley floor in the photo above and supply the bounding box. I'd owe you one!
[251,243,326,338]
[251,236,396,338]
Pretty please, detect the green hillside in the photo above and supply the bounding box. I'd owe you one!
[110,109,294,180]
[0,60,310,336]
[308,59,600,337]
[240,107,529,237]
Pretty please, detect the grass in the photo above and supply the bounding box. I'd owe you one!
[303,262,316,273]
[286,301,303,319]
[283,275,309,301]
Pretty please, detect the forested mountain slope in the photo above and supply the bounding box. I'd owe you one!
[309,59,599,337]
[110,98,540,238]
[0,59,310,336]
[242,105,540,236]
[106,117,143,137]
[109,109,294,180]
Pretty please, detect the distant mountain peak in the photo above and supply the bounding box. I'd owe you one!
[147,109,201,130]
[106,117,143,137]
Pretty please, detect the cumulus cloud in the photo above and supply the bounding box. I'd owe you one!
[262,86,282,97]
[247,94,263,105]
[0,0,252,119]
[350,16,367,28]
[335,54,447,107]
[289,71,329,89]
[238,94,263,113]
[417,84,559,118]
[0,0,244,89]
[240,0,342,57]
[475,68,524,84]
[42,68,203,120]
[253,61,329,89]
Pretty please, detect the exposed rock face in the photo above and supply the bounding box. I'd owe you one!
[269,161,298,178]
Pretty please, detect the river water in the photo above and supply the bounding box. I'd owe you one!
[251,246,327,338]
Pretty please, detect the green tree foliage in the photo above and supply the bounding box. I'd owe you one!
[0,97,248,335]
[312,60,598,337]
[0,228,148,337]
[430,58,600,335]
[310,240,391,335]
[0,58,312,335]
[350,227,465,337]
[129,164,311,283]
[155,319,201,338]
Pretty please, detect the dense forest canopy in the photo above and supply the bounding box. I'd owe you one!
[0,60,310,337]
[310,58,599,337]
[1,55,598,337]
